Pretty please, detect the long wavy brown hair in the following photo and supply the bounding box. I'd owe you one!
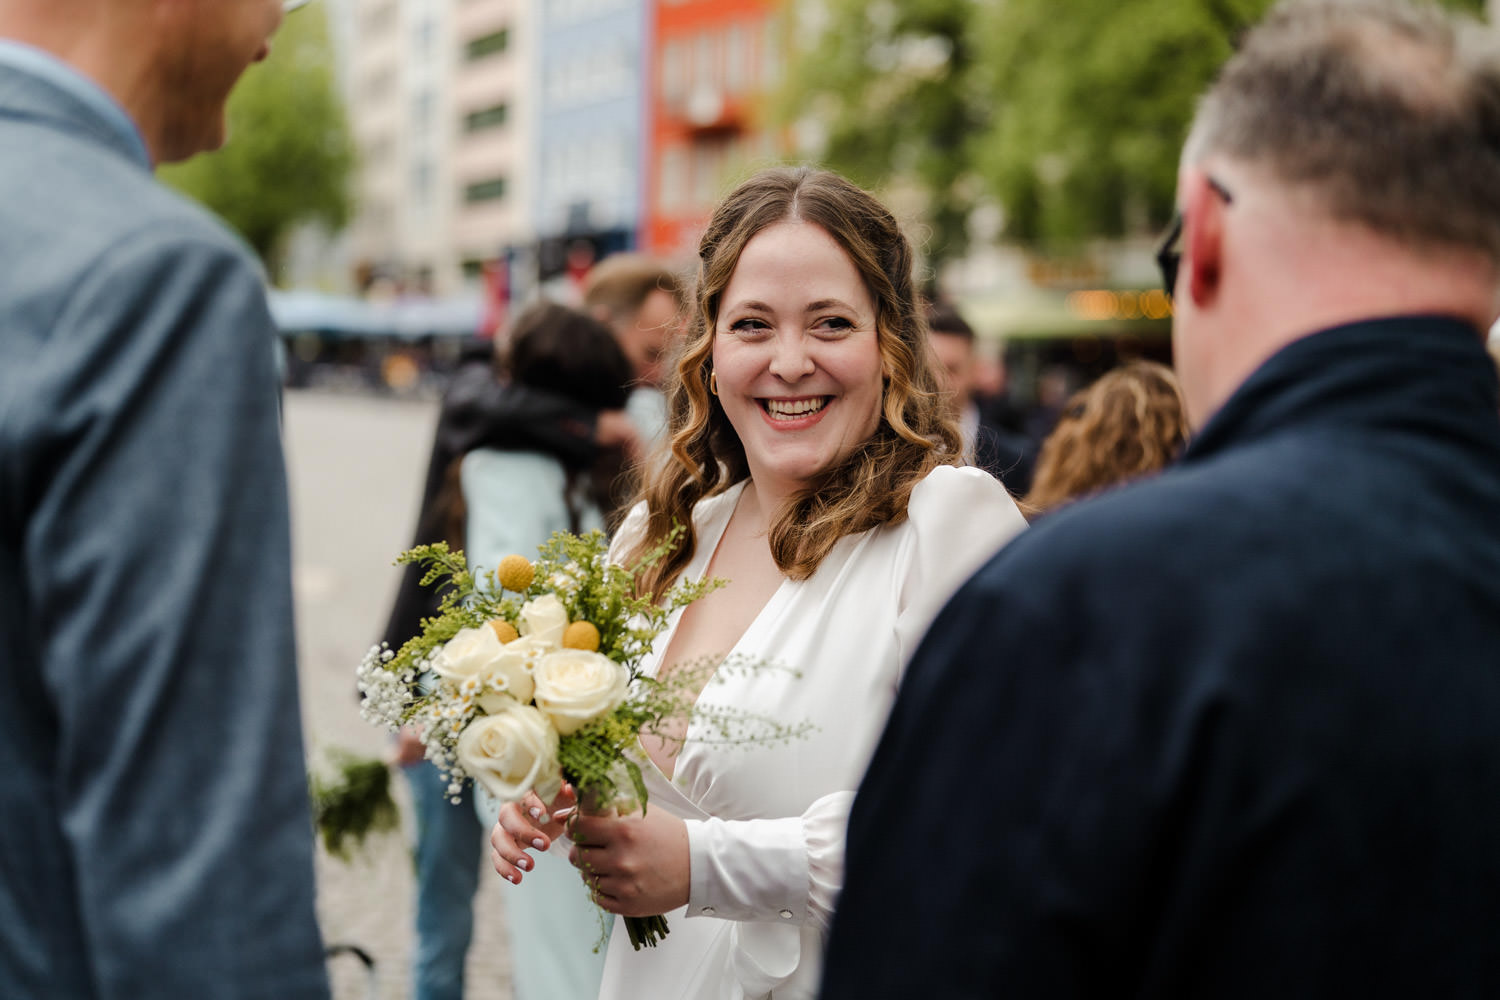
[625,167,963,600]
[1025,360,1190,514]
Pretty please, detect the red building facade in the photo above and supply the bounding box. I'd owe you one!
[644,0,790,257]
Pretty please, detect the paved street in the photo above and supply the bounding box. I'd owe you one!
[283,388,515,1000]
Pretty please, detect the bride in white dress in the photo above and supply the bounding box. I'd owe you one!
[489,166,1028,1000]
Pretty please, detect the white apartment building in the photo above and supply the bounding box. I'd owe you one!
[342,0,532,297]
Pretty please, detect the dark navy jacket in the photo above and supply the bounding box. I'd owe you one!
[823,316,1500,998]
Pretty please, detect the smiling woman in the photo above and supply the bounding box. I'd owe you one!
[710,219,885,502]
[486,166,1030,1000]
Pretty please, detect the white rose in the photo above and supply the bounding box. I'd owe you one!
[430,625,536,704]
[518,594,569,648]
[532,649,629,735]
[455,704,563,804]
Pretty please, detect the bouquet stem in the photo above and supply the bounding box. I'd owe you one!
[624,914,670,950]
[577,787,671,950]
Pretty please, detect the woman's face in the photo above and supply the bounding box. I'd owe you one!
[712,220,884,499]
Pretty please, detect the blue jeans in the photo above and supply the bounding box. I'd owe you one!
[405,761,483,1000]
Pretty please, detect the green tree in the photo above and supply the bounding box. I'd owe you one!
[776,0,985,267]
[781,0,1487,256]
[160,8,354,281]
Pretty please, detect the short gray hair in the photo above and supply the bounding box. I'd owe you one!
[1185,0,1500,262]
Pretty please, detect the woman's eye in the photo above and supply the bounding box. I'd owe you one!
[813,316,854,335]
[729,317,770,334]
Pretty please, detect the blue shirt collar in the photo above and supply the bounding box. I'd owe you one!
[0,40,151,167]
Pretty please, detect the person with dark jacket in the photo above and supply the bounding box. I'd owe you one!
[378,341,632,654]
[381,338,636,1000]
[823,2,1500,997]
[926,300,1036,496]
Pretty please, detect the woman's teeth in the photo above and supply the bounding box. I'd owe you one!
[764,398,828,419]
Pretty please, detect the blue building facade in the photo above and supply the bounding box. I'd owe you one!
[530,0,650,284]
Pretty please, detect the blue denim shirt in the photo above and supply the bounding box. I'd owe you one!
[0,58,328,999]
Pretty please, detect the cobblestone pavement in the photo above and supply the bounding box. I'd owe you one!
[283,389,515,1000]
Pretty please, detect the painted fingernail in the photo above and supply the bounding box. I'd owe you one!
[529,807,543,820]
[532,837,546,850]
[517,856,532,871]
[506,872,519,884]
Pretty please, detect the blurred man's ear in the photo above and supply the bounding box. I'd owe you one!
[1185,170,1227,307]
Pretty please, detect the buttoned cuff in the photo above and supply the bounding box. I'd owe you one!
[684,816,809,924]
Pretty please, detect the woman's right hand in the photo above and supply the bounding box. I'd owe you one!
[489,783,578,885]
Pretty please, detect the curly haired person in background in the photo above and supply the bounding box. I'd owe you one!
[1024,360,1190,514]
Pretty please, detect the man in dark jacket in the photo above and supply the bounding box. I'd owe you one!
[823,2,1500,997]
[927,300,1037,497]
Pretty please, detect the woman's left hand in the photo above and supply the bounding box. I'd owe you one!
[567,807,690,917]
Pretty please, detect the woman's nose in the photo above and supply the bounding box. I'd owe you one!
[768,332,816,381]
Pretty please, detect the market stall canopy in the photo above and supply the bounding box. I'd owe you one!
[268,290,485,339]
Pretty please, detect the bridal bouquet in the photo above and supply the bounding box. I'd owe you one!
[357,527,807,950]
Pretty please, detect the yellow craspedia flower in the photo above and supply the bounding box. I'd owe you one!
[487,619,519,644]
[562,620,601,652]
[496,555,534,593]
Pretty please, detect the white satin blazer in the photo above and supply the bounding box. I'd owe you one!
[597,464,1027,1000]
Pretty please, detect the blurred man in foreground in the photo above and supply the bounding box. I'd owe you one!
[0,0,329,996]
[825,1,1500,996]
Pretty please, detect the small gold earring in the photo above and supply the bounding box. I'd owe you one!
[709,372,718,396]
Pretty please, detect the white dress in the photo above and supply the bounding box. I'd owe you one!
[597,464,1028,1000]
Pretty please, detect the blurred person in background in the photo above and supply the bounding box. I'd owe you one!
[927,299,1037,495]
[1024,360,1189,514]
[825,0,1500,996]
[580,252,689,474]
[461,303,637,1000]
[381,327,638,1000]
[382,259,682,1000]
[0,0,329,996]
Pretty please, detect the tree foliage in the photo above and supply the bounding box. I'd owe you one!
[777,0,983,264]
[780,0,1487,258]
[160,8,354,279]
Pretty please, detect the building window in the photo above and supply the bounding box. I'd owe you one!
[726,24,749,93]
[662,39,687,102]
[659,146,688,212]
[414,17,436,56]
[463,103,509,132]
[413,90,434,133]
[464,177,508,203]
[466,28,509,61]
[412,160,433,204]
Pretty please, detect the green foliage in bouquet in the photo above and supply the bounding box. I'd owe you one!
[308,751,401,862]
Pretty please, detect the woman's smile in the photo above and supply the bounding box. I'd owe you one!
[761,396,832,423]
